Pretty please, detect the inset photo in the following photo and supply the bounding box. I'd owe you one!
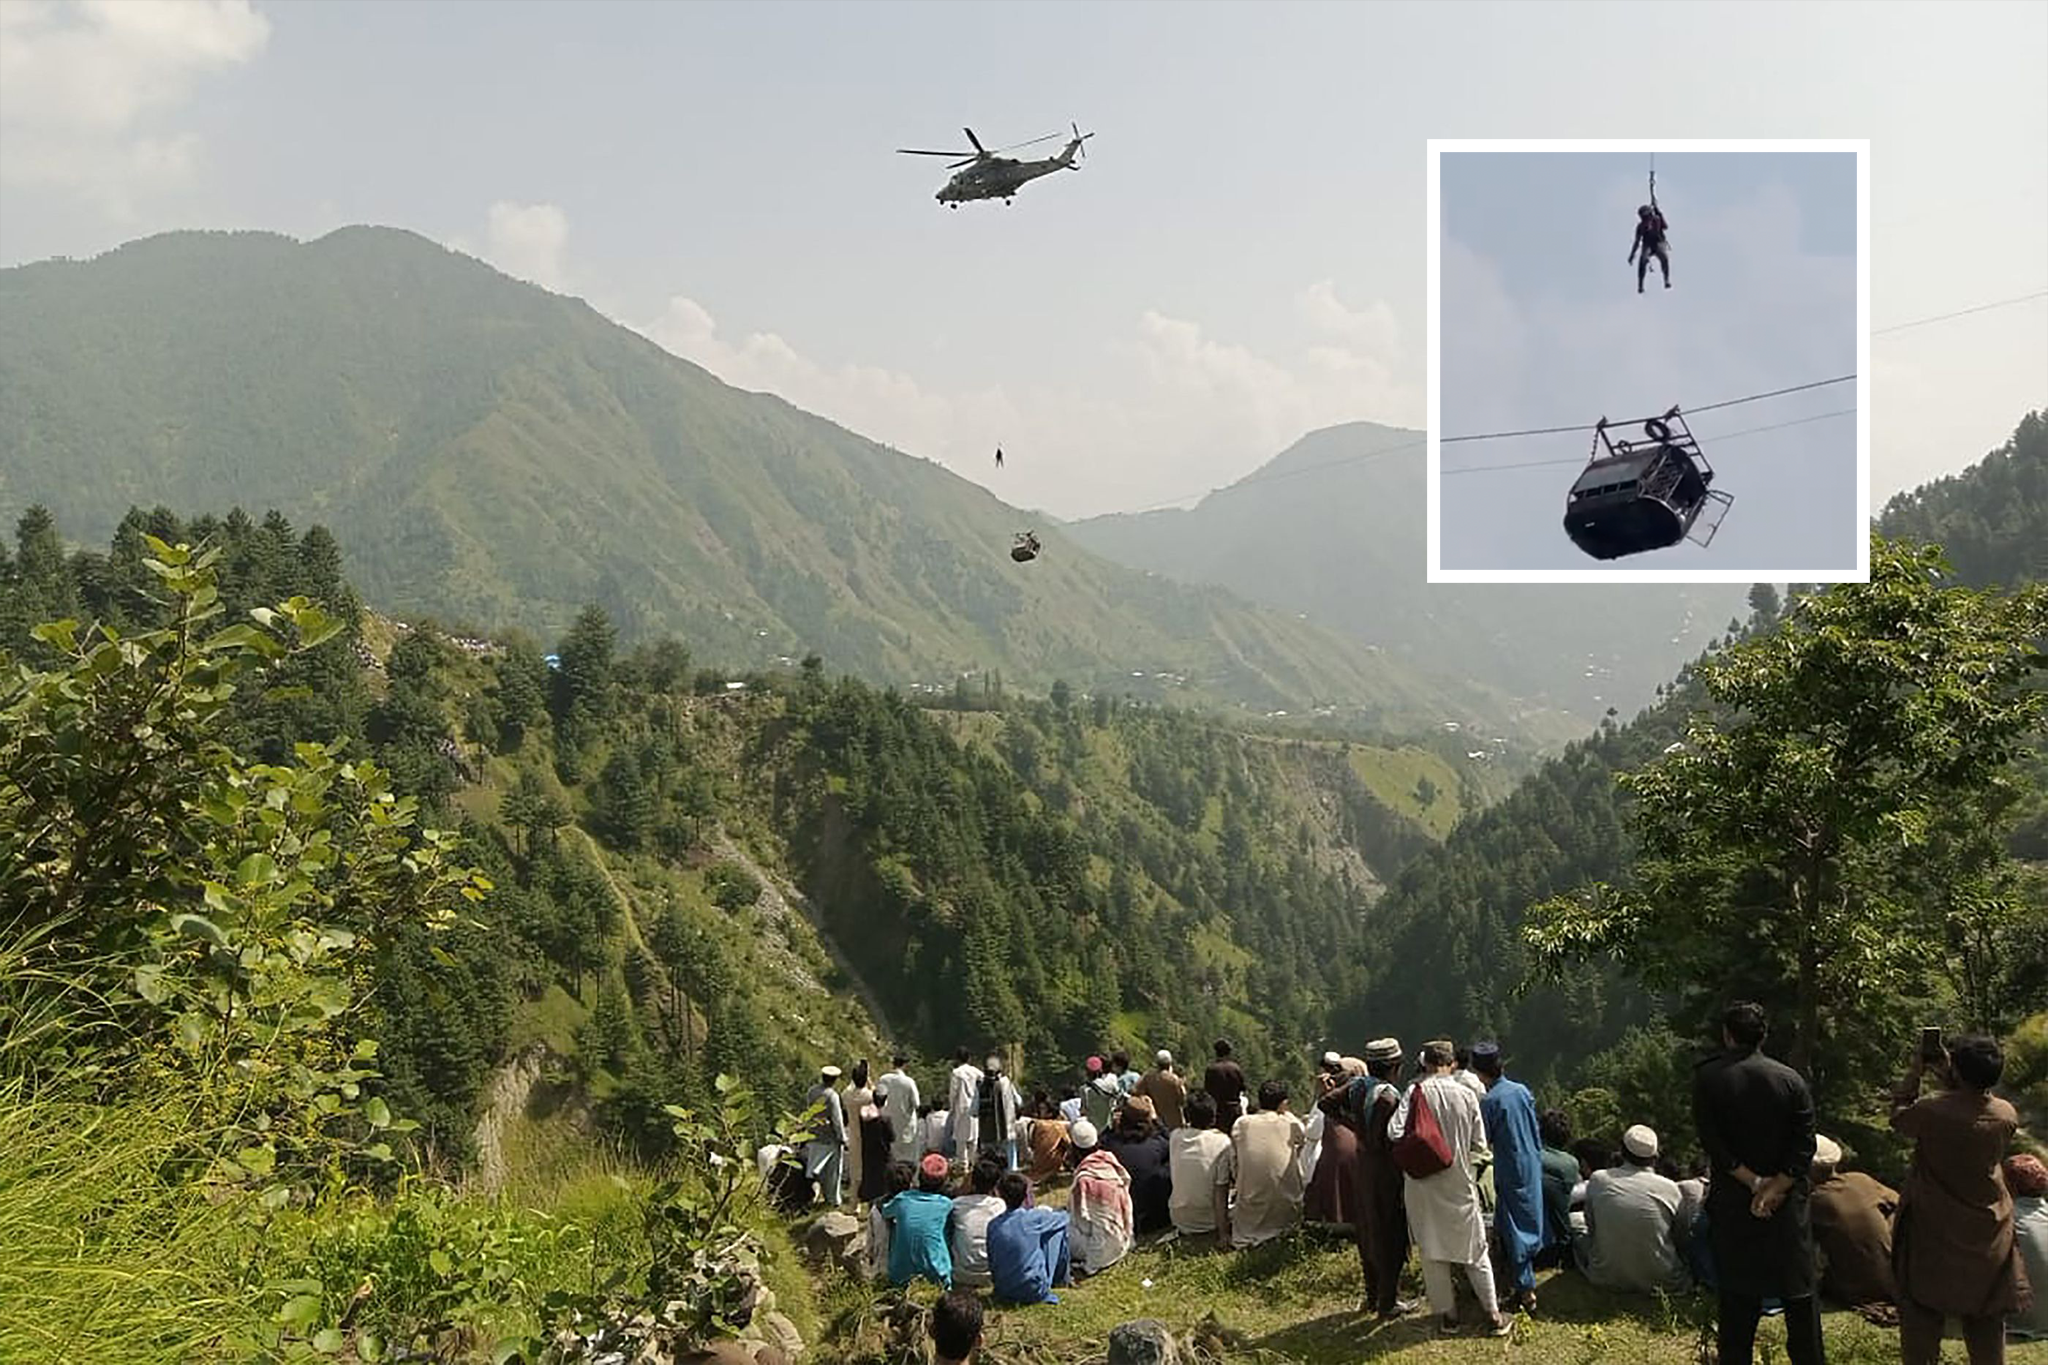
[1427,139,1869,583]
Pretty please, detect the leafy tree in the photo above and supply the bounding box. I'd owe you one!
[552,603,617,725]
[1526,535,2048,1106]
[0,535,488,1196]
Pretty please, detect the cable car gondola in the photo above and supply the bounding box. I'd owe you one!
[1562,406,1733,561]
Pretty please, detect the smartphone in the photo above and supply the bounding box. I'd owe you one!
[1918,1026,1944,1062]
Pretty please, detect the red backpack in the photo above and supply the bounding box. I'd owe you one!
[1390,1079,1455,1179]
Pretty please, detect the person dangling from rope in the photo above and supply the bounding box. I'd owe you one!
[1629,169,1671,293]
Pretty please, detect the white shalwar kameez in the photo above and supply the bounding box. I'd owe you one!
[1387,1072,1501,1320]
[878,1067,921,1164]
[948,1061,984,1157]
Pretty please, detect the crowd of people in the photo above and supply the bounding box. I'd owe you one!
[767,1004,2041,1362]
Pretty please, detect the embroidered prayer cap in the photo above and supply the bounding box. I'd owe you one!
[1469,1040,1502,1063]
[1070,1119,1099,1150]
[1811,1134,1843,1176]
[919,1152,951,1181]
[1364,1037,1403,1064]
[820,1065,843,1080]
[2006,1153,2048,1198]
[1622,1124,1660,1160]
[1085,1055,1104,1074]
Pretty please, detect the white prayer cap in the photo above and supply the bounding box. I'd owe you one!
[1812,1134,1843,1175]
[1070,1119,1099,1150]
[1321,1050,1342,1068]
[1156,1049,1173,1065]
[986,1055,1002,1071]
[820,1064,843,1080]
[1622,1124,1659,1161]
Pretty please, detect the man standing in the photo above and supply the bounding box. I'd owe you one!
[976,1054,1021,1169]
[1692,1001,1825,1365]
[1135,1049,1188,1131]
[1890,1032,2028,1365]
[1472,1040,1545,1314]
[1213,1080,1307,1249]
[1343,1038,1417,1320]
[1204,1038,1247,1127]
[879,1053,922,1164]
[1390,1042,1510,1337]
[1081,1055,1122,1132]
[804,1064,849,1207]
[948,1047,983,1162]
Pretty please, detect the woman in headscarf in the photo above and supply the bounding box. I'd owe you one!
[1065,1119,1134,1277]
[1307,1055,1368,1231]
[857,1082,898,1209]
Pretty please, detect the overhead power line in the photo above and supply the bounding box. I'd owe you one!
[1441,374,1856,449]
[1099,283,2043,516]
[1442,406,1857,477]
[1872,287,2048,336]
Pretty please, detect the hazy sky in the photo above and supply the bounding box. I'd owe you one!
[1439,149,1860,574]
[2,0,2043,522]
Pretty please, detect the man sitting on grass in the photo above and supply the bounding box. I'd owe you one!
[985,1170,1072,1305]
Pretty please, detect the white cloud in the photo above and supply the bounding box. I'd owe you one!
[476,201,570,291]
[0,0,270,216]
[633,276,1422,518]
[443,201,1424,517]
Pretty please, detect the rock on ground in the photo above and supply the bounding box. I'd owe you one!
[800,1210,868,1277]
[1107,1319,1182,1365]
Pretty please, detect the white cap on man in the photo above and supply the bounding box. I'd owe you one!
[1622,1124,1659,1161]
[1156,1049,1173,1066]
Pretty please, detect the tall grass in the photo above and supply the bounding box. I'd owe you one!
[0,1081,262,1364]
[0,923,260,1364]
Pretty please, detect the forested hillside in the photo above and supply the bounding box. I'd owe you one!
[1,503,1467,1167]
[1334,408,2048,1139]
[1065,421,1744,719]
[0,227,1534,736]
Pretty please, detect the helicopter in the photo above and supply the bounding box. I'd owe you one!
[898,123,1095,207]
[1562,406,1733,561]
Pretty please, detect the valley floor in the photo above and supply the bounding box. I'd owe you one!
[812,1219,2048,1365]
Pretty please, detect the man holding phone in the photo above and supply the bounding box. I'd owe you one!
[1891,1029,2028,1365]
[1692,1001,1825,1365]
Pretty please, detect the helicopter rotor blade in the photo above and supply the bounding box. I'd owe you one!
[897,148,977,158]
[988,132,1064,154]
[963,127,987,154]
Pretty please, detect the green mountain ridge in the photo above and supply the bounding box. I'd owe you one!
[0,225,1538,738]
[1062,420,1748,720]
